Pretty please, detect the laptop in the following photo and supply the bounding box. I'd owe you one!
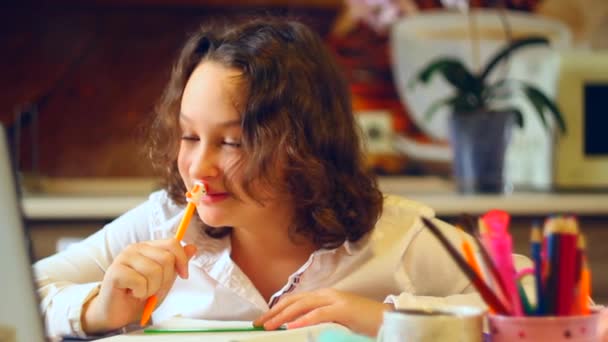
[0,123,47,341]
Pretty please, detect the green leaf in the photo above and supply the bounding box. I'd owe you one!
[413,58,480,94]
[495,107,525,129]
[484,79,511,101]
[488,79,567,134]
[423,96,458,121]
[522,84,567,134]
[479,37,549,82]
[521,86,549,130]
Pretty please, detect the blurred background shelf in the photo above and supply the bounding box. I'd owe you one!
[21,176,608,219]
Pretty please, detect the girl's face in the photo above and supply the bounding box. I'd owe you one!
[178,60,291,229]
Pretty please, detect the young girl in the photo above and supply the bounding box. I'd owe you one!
[34,17,531,338]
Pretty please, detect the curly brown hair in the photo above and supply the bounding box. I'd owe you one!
[147,17,383,249]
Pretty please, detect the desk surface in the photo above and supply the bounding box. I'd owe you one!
[22,177,608,220]
[97,323,349,342]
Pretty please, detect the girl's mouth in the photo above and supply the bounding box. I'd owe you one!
[200,192,230,204]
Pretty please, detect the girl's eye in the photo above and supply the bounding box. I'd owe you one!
[222,140,242,148]
[181,135,199,141]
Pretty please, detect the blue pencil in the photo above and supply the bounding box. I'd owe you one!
[544,220,561,315]
[531,225,544,315]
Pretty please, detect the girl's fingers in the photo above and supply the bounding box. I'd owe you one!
[108,263,149,299]
[285,306,335,329]
[121,252,164,297]
[109,240,198,299]
[184,244,197,259]
[254,292,309,326]
[262,295,332,331]
[145,240,191,278]
[135,245,176,290]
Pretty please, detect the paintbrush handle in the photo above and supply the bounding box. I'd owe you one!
[475,235,512,312]
[421,217,510,315]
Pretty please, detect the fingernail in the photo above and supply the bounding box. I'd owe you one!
[263,322,274,331]
[286,321,302,329]
[178,269,187,279]
[182,263,190,278]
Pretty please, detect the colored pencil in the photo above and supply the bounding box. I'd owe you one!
[557,217,578,316]
[543,218,561,315]
[530,225,544,315]
[579,258,591,315]
[458,227,483,278]
[518,282,533,315]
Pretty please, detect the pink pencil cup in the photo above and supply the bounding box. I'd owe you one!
[488,312,601,342]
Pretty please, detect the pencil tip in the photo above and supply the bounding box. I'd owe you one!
[140,295,158,327]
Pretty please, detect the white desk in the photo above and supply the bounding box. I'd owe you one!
[97,323,351,342]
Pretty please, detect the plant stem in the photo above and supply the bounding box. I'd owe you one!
[496,0,513,80]
[467,9,480,73]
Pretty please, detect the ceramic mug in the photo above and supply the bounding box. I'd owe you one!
[377,306,485,342]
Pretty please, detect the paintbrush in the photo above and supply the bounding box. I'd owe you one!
[459,214,512,313]
[421,217,510,315]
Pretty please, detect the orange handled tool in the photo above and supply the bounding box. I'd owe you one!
[139,181,207,326]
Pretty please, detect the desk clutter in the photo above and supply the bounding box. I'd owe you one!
[423,211,591,317]
[351,211,602,341]
[418,210,601,342]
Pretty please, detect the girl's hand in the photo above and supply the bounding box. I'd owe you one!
[253,288,393,337]
[82,239,197,334]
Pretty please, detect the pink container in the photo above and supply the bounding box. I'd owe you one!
[488,313,601,342]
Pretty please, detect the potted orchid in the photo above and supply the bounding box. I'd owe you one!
[410,35,566,193]
[405,0,566,193]
[344,0,567,193]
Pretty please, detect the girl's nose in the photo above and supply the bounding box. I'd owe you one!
[190,145,220,179]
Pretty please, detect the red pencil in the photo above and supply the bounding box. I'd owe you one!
[556,217,578,316]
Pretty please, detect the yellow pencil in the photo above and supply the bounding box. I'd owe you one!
[139,181,207,326]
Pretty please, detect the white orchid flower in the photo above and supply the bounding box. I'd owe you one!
[440,0,470,13]
[347,0,418,33]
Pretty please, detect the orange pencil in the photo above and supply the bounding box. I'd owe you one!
[459,227,495,312]
[139,181,207,326]
[459,227,482,278]
[579,260,591,315]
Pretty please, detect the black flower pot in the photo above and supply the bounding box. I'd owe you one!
[449,110,515,194]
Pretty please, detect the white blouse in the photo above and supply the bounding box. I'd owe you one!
[34,191,532,338]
